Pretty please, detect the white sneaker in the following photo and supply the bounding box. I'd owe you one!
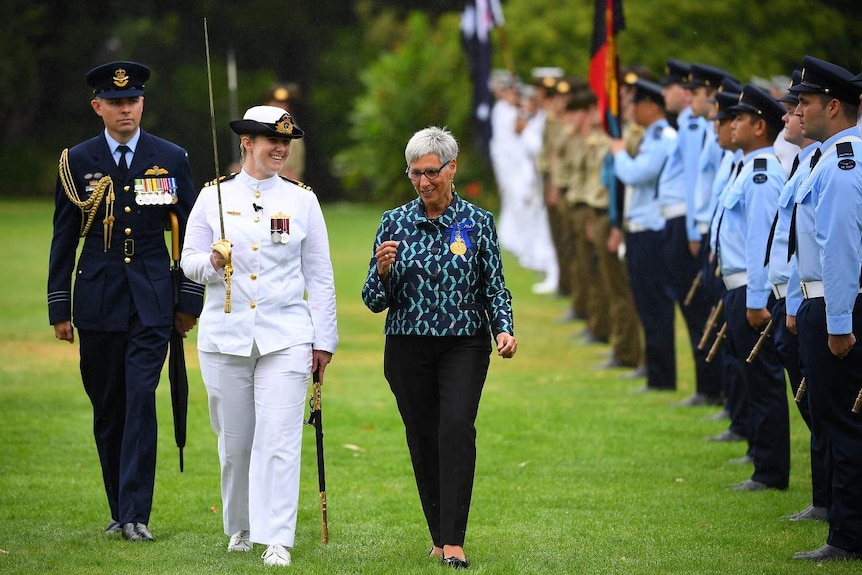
[261,543,291,567]
[227,530,251,552]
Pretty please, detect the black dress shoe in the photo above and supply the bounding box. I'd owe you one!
[632,385,674,393]
[727,455,753,465]
[122,522,154,542]
[732,479,772,492]
[673,393,722,407]
[621,366,648,379]
[596,358,639,369]
[134,523,154,541]
[793,544,860,561]
[786,505,828,522]
[105,520,122,534]
[443,557,470,569]
[705,429,746,442]
[121,523,140,542]
[706,408,729,421]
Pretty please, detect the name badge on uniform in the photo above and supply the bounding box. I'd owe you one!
[448,221,474,255]
[271,212,291,244]
[134,176,178,205]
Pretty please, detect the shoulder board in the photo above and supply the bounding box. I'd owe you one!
[652,126,663,139]
[204,173,238,186]
[836,141,855,158]
[280,176,313,191]
[753,158,767,172]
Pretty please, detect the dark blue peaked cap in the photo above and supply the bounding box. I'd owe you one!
[661,58,690,86]
[790,56,861,105]
[685,64,737,90]
[728,83,786,132]
[778,70,802,105]
[86,61,150,99]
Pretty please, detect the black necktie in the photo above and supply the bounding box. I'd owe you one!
[788,148,822,261]
[117,144,130,179]
[788,154,801,179]
[763,154,801,266]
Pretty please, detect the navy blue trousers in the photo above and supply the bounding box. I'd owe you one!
[723,286,790,488]
[771,297,828,507]
[797,295,862,552]
[662,216,722,397]
[626,229,676,390]
[78,304,170,525]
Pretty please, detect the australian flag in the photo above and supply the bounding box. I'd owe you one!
[461,0,504,166]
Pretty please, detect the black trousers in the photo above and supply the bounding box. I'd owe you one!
[771,297,828,507]
[724,286,790,488]
[384,334,491,547]
[797,295,862,552]
[662,216,722,397]
[78,304,170,525]
[626,230,676,389]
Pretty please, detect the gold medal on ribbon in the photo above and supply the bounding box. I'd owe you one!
[450,238,467,255]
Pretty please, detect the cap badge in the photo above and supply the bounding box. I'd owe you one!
[113,68,130,88]
[275,114,294,135]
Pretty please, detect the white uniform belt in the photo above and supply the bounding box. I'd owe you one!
[661,203,687,219]
[696,222,710,235]
[801,280,862,300]
[625,221,649,233]
[723,271,747,290]
[772,283,787,299]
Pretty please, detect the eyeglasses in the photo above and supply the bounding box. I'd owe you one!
[405,160,450,181]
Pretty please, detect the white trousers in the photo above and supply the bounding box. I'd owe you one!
[199,343,312,547]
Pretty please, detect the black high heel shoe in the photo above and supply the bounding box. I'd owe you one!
[442,556,470,569]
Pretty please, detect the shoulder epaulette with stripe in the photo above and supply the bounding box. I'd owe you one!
[753,158,768,172]
[836,142,855,158]
[280,176,313,191]
[204,173,238,187]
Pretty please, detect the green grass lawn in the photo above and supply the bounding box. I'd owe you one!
[0,199,846,574]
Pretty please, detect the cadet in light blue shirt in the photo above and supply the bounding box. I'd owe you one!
[610,79,676,392]
[717,83,790,492]
[788,54,862,563]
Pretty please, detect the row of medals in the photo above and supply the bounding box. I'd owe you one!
[134,178,178,205]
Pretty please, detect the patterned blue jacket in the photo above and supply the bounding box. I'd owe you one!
[362,192,514,337]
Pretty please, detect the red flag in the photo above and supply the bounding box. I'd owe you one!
[588,0,625,137]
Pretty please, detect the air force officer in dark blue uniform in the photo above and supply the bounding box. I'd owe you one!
[47,61,204,542]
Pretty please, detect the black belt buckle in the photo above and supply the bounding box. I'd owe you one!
[124,239,135,256]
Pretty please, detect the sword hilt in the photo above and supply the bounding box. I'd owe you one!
[746,319,773,364]
[794,377,807,403]
[706,322,727,363]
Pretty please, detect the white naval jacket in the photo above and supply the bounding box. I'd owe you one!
[181,170,338,357]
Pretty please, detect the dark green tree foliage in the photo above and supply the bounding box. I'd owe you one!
[1,0,860,199]
[333,12,478,205]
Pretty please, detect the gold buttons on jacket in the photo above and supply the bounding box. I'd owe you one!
[254,191,261,198]
[252,244,259,251]
[254,216,261,223]
[250,274,258,280]
[124,228,132,235]
[124,257,131,264]
[124,206,131,213]
[124,185,131,192]
[250,302,257,309]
